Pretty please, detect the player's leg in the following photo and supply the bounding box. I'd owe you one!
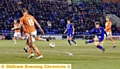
[67,36,71,46]
[35,36,49,42]
[100,35,106,46]
[17,33,26,40]
[19,36,26,40]
[32,44,43,59]
[109,32,116,49]
[85,36,94,44]
[85,39,94,44]
[24,40,29,53]
[28,46,34,58]
[30,34,43,59]
[22,33,30,52]
[25,35,34,58]
[70,36,77,46]
[94,37,105,53]
[31,31,49,42]
[13,33,17,45]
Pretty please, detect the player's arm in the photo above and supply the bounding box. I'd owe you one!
[72,26,75,34]
[87,28,95,34]
[64,25,67,34]
[11,23,22,30]
[105,22,111,31]
[12,18,23,31]
[34,19,44,34]
[102,28,108,37]
[11,24,15,30]
[64,29,67,34]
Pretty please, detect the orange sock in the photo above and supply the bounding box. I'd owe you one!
[35,36,45,41]
[35,36,39,40]
[29,49,33,54]
[37,52,41,56]
[33,45,41,56]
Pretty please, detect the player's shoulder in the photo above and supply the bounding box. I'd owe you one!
[28,14,34,18]
[17,23,19,25]
[107,21,112,24]
[20,16,25,20]
[93,27,96,30]
[70,23,73,25]
[110,21,112,23]
[100,27,104,29]
[14,23,16,26]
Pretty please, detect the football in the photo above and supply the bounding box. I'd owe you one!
[49,42,55,48]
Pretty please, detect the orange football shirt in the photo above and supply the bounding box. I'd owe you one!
[105,21,112,32]
[20,14,36,33]
[14,23,20,33]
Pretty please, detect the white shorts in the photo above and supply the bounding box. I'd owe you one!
[14,32,21,39]
[25,31,37,42]
[31,31,37,42]
[107,32,112,36]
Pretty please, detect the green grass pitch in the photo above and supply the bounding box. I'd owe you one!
[0,40,120,69]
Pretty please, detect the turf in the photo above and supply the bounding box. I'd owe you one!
[0,40,120,69]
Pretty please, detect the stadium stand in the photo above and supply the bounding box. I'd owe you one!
[0,0,120,39]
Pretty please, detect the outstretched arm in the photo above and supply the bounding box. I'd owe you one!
[64,29,67,34]
[34,19,44,34]
[102,28,107,37]
[11,23,22,30]
[72,26,75,34]
[87,28,95,34]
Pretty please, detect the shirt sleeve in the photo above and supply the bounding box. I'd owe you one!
[88,28,95,34]
[66,24,67,29]
[102,27,107,37]
[71,24,72,28]
[20,17,24,25]
[14,24,17,28]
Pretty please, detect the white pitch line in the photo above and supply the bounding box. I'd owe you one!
[41,50,73,56]
[63,52,73,56]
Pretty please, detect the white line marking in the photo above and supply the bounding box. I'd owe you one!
[64,52,73,56]
[42,50,73,56]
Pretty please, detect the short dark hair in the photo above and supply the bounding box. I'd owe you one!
[22,8,28,13]
[67,20,70,21]
[106,16,110,19]
[14,19,17,21]
[95,21,100,25]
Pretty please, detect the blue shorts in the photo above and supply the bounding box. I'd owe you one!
[98,35,105,42]
[67,33,73,37]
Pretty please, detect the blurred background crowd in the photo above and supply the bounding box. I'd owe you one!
[0,0,120,38]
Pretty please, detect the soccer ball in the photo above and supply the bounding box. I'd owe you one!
[49,42,55,48]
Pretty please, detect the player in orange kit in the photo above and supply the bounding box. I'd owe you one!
[12,8,44,59]
[12,20,21,45]
[105,16,116,49]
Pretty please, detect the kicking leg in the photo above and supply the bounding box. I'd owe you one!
[35,36,49,42]
[85,39,94,44]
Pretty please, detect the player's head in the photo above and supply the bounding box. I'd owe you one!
[14,19,17,23]
[95,21,100,28]
[106,16,110,21]
[67,20,70,24]
[22,8,28,15]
